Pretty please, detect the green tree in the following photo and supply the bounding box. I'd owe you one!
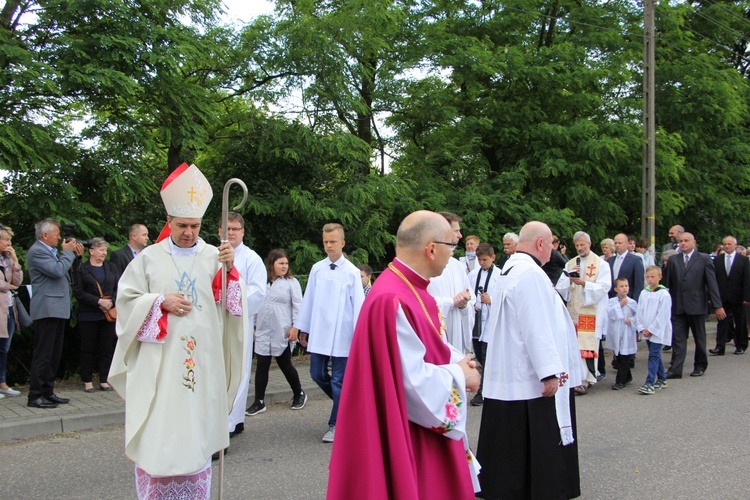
[654,1,750,245]
[240,0,427,175]
[390,0,650,243]
[197,102,415,273]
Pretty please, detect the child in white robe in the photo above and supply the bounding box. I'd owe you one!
[636,266,673,395]
[604,278,638,390]
[466,243,500,406]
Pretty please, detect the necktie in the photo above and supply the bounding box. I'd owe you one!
[726,255,732,275]
[330,263,336,270]
[684,254,690,269]
[614,254,623,277]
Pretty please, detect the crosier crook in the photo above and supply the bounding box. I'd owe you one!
[218,178,248,500]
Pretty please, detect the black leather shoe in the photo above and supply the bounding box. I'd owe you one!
[666,372,682,379]
[229,423,244,438]
[662,345,671,351]
[28,397,58,409]
[46,394,70,404]
[709,348,725,355]
[690,370,704,377]
[734,349,745,355]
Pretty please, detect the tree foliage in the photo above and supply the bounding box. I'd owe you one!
[3,0,750,259]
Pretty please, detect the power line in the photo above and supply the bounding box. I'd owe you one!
[498,4,748,70]
[701,0,750,32]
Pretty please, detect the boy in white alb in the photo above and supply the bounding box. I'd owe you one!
[295,223,365,442]
[604,278,638,390]
[466,243,501,406]
[636,266,673,395]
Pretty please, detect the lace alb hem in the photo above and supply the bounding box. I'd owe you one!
[137,296,165,344]
[221,280,243,317]
[135,462,211,500]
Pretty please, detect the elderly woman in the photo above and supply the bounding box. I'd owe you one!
[600,238,615,260]
[73,238,119,392]
[0,225,23,398]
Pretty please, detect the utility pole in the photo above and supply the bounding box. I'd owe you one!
[642,0,656,253]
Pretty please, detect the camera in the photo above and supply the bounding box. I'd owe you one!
[63,222,92,248]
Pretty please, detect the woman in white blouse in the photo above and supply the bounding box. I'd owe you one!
[245,249,307,416]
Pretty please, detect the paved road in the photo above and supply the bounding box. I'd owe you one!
[3,326,750,499]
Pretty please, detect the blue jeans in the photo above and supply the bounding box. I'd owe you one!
[310,353,347,427]
[0,307,15,384]
[646,340,666,386]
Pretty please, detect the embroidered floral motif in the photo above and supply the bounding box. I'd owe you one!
[431,384,462,434]
[180,335,197,391]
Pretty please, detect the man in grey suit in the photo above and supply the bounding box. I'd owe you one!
[109,224,149,274]
[662,232,725,378]
[26,219,83,408]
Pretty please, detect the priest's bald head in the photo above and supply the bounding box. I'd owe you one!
[516,221,554,265]
[396,210,455,278]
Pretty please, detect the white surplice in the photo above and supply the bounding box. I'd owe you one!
[603,296,638,356]
[228,243,266,433]
[295,256,365,357]
[467,264,501,342]
[636,287,673,346]
[428,257,475,353]
[483,252,583,444]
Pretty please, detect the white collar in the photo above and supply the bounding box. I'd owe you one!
[168,236,200,257]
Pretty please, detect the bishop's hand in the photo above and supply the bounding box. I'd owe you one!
[218,241,234,268]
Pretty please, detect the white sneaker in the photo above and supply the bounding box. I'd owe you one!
[322,426,335,443]
[0,393,5,400]
[0,387,21,396]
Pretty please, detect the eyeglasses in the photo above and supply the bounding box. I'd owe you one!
[432,241,458,251]
[226,227,244,232]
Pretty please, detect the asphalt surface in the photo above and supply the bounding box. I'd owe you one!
[2,321,750,499]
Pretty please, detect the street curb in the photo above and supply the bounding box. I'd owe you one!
[0,380,324,442]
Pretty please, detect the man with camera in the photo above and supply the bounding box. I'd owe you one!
[26,218,84,408]
[556,231,611,393]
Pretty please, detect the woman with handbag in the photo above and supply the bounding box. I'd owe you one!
[0,224,23,398]
[246,248,306,415]
[73,237,119,392]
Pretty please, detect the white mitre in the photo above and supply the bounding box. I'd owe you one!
[161,163,213,217]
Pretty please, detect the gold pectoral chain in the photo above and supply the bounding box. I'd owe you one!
[388,263,445,340]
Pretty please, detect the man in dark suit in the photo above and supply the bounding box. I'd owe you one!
[26,219,83,408]
[663,232,725,378]
[710,235,750,355]
[661,225,684,254]
[109,224,149,274]
[607,233,645,301]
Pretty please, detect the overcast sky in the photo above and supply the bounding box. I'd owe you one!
[221,0,274,24]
